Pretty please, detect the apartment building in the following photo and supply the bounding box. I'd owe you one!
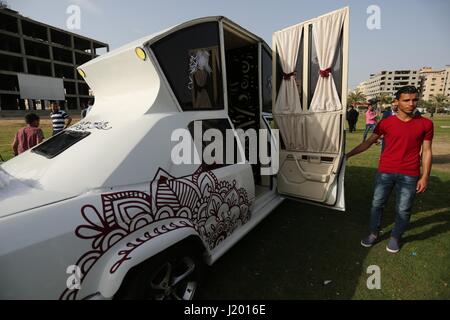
[419,67,448,101]
[357,66,450,103]
[357,70,420,100]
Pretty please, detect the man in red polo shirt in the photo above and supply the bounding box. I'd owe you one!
[346,86,433,253]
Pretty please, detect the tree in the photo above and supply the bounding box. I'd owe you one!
[347,89,366,108]
[417,99,434,113]
[377,92,393,110]
[431,94,449,112]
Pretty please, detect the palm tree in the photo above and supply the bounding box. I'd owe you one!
[377,92,393,110]
[417,99,434,114]
[431,94,449,112]
[347,89,366,108]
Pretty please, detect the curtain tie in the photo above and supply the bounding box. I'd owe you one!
[282,71,296,80]
[319,68,332,78]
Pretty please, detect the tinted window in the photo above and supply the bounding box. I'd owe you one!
[295,30,304,106]
[32,130,90,159]
[151,22,223,111]
[188,118,237,170]
[262,47,272,113]
[225,43,259,130]
[308,25,319,108]
[332,30,343,101]
[275,53,282,101]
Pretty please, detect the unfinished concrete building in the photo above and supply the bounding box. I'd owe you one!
[0,7,109,114]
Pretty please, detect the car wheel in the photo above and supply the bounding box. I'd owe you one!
[115,242,205,300]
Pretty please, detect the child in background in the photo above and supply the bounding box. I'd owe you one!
[12,113,44,156]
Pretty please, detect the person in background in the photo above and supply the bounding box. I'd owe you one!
[12,113,44,156]
[381,101,398,152]
[346,85,433,253]
[347,106,359,133]
[81,99,94,118]
[50,102,72,135]
[382,101,398,119]
[81,99,93,119]
[363,105,377,141]
[81,103,89,119]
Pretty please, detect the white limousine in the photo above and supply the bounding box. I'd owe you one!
[0,7,349,299]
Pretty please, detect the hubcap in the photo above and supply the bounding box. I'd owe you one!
[150,256,197,300]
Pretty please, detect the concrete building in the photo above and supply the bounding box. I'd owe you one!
[419,67,448,101]
[445,66,450,98]
[0,6,109,114]
[356,69,420,101]
[431,65,450,99]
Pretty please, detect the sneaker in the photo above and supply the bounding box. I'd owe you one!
[361,233,378,248]
[386,237,400,253]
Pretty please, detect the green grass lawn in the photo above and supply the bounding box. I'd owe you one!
[1,115,449,299]
[199,115,450,300]
[0,117,80,161]
[0,119,53,161]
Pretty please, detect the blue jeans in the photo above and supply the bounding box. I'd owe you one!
[369,172,419,239]
[363,124,376,141]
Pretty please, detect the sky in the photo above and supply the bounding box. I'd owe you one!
[6,0,450,89]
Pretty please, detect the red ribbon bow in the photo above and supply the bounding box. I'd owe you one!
[282,71,296,80]
[319,68,332,78]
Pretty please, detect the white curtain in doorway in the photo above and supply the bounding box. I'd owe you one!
[273,24,303,114]
[310,8,347,112]
[273,24,303,150]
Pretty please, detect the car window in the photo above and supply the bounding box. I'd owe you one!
[151,22,224,111]
[188,118,239,170]
[262,47,273,114]
[32,130,90,159]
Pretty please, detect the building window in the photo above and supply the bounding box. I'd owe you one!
[151,22,224,111]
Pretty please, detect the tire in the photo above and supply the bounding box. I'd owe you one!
[114,240,205,300]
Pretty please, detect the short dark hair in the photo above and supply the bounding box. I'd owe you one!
[395,85,418,100]
[25,113,40,125]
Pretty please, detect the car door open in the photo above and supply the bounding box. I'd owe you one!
[272,7,349,211]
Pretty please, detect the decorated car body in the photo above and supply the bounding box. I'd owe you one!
[0,8,349,299]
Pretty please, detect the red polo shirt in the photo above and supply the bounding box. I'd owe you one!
[374,115,433,176]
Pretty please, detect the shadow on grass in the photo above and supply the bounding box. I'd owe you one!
[402,210,450,244]
[198,166,450,299]
[432,154,450,165]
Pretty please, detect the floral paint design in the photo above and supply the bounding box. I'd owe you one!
[60,166,251,299]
